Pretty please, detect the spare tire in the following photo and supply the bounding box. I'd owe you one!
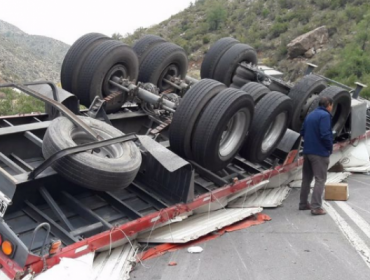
[213,43,258,86]
[138,42,188,92]
[169,79,226,159]
[240,82,270,104]
[201,37,239,79]
[61,33,111,93]
[76,40,139,112]
[288,75,327,132]
[240,92,293,163]
[307,86,351,135]
[42,116,141,191]
[133,35,166,62]
[192,88,254,171]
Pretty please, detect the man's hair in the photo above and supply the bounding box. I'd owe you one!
[319,96,333,108]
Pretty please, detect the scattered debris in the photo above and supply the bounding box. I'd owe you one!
[228,186,291,208]
[187,246,203,254]
[92,241,138,280]
[138,213,271,261]
[35,253,94,280]
[290,172,351,188]
[138,208,262,243]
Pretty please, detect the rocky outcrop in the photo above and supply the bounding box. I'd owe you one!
[287,26,329,59]
[0,20,70,83]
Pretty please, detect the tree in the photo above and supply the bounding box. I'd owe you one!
[112,33,123,40]
[207,4,227,31]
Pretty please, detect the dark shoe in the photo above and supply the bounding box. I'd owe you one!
[311,208,326,215]
[299,202,311,210]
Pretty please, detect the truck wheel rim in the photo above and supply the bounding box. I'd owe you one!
[103,65,128,96]
[219,110,248,157]
[71,127,123,159]
[261,112,287,153]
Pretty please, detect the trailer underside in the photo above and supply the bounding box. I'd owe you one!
[0,106,369,278]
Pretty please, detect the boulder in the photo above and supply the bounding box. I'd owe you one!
[304,48,315,58]
[287,26,329,59]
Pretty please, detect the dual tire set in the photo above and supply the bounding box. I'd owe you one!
[60,33,188,112]
[202,37,352,143]
[169,79,293,171]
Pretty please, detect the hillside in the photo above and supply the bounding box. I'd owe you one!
[123,0,370,98]
[0,19,69,83]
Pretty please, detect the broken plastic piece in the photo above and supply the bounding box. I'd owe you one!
[187,246,203,254]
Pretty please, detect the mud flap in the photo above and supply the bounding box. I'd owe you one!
[136,136,194,204]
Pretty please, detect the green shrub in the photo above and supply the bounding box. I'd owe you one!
[269,22,289,39]
[0,89,45,115]
[202,36,210,44]
[262,8,269,18]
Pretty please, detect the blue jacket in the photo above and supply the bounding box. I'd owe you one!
[300,106,333,157]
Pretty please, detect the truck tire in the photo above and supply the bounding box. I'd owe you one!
[267,81,290,95]
[138,42,188,91]
[192,88,254,171]
[200,37,238,79]
[77,40,139,112]
[231,75,249,88]
[42,116,142,191]
[213,43,258,86]
[240,82,270,104]
[235,66,256,81]
[169,79,226,159]
[61,33,111,93]
[240,92,293,163]
[307,86,351,135]
[133,35,166,62]
[288,74,327,132]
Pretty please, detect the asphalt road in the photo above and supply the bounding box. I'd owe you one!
[131,174,370,280]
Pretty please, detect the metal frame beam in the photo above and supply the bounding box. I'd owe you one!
[61,192,112,230]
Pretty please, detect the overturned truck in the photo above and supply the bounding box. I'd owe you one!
[0,33,368,279]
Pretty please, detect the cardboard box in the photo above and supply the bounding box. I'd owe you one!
[325,183,349,201]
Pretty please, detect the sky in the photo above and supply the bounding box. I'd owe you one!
[0,0,194,45]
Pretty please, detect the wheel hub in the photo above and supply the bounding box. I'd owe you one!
[219,110,249,158]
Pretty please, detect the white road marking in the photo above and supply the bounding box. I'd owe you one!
[336,201,370,240]
[324,201,370,268]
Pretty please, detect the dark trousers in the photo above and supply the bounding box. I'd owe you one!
[300,154,330,209]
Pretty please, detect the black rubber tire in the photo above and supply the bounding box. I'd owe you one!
[235,66,256,81]
[240,82,270,104]
[138,42,188,91]
[307,86,351,135]
[192,88,254,171]
[230,83,240,89]
[200,37,239,79]
[76,40,139,110]
[42,116,142,191]
[240,92,293,163]
[133,35,166,62]
[213,43,258,86]
[267,81,290,95]
[61,33,111,93]
[232,75,249,88]
[169,79,226,159]
[288,74,327,132]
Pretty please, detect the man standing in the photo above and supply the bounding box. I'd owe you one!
[299,96,333,215]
